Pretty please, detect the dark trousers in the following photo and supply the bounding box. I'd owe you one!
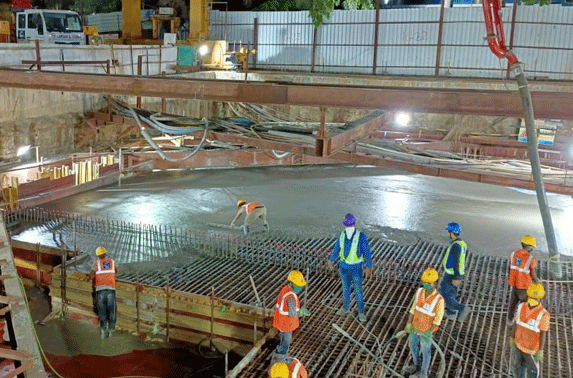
[511,347,540,378]
[439,274,465,316]
[96,289,116,331]
[508,288,528,322]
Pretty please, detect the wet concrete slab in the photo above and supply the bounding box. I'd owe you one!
[35,164,573,258]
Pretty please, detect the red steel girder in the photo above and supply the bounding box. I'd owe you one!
[2,69,573,119]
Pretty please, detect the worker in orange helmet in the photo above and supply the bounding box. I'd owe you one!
[269,358,308,378]
[272,270,311,362]
[231,199,269,235]
[510,282,550,378]
[88,246,118,339]
[403,268,445,378]
[507,235,540,326]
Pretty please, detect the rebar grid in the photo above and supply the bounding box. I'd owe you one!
[5,208,573,377]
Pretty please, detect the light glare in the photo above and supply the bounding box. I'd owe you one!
[395,112,411,127]
[198,45,209,56]
[17,145,31,156]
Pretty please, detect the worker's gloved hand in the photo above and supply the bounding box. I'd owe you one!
[299,308,311,317]
[404,324,415,334]
[422,331,433,342]
[452,279,462,288]
[509,337,517,350]
[534,350,544,362]
[364,267,372,279]
[328,261,334,269]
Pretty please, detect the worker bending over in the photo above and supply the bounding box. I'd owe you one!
[231,199,269,235]
[269,357,308,378]
[329,213,372,323]
[403,268,445,378]
[272,270,311,362]
[439,222,470,322]
[507,235,540,325]
[510,282,550,378]
[88,246,118,339]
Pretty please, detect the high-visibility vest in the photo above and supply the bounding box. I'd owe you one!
[442,240,467,276]
[515,303,550,354]
[273,285,300,333]
[286,357,308,378]
[94,258,116,288]
[245,202,264,213]
[508,249,535,290]
[339,230,363,264]
[412,288,444,333]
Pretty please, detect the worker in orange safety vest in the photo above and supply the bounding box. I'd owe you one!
[231,199,269,235]
[269,357,308,378]
[403,268,445,378]
[88,246,118,339]
[272,270,311,362]
[507,235,540,325]
[510,282,550,378]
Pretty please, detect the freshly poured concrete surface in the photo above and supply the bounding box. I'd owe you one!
[37,164,573,258]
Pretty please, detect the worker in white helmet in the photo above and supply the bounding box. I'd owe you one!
[88,246,118,339]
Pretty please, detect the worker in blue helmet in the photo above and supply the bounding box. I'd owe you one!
[328,213,373,323]
[439,222,471,322]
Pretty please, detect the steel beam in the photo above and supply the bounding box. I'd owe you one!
[2,69,573,119]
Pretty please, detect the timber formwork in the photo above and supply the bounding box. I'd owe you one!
[5,208,573,378]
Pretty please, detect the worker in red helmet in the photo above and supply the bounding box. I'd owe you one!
[231,199,269,235]
[88,246,118,339]
[507,235,540,326]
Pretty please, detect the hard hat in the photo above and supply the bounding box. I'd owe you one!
[421,268,439,284]
[95,246,107,256]
[521,235,537,248]
[343,213,356,226]
[237,199,246,209]
[269,362,289,378]
[287,270,306,287]
[527,282,545,299]
[445,222,461,234]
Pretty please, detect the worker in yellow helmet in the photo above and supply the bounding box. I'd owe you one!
[403,268,445,378]
[510,282,550,378]
[272,271,311,362]
[231,199,269,235]
[269,358,308,378]
[507,235,540,326]
[88,246,118,339]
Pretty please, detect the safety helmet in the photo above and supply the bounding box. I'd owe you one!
[521,235,537,248]
[287,270,306,287]
[269,362,289,378]
[421,268,439,284]
[343,213,356,227]
[445,222,461,235]
[96,246,107,256]
[527,282,545,299]
[237,199,246,209]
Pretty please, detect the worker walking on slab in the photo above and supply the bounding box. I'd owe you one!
[328,213,372,323]
[88,246,118,339]
[231,199,269,235]
[510,282,550,378]
[269,357,308,378]
[439,222,470,322]
[272,270,311,362]
[507,235,540,326]
[403,268,445,378]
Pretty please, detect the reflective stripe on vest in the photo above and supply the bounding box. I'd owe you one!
[96,259,115,275]
[414,288,441,317]
[515,303,547,333]
[339,230,362,264]
[275,290,300,315]
[510,252,534,274]
[442,240,467,276]
[412,288,443,333]
[291,360,301,378]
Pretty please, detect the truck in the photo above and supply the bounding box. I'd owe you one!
[12,9,86,45]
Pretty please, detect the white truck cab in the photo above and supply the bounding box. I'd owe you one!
[16,9,86,45]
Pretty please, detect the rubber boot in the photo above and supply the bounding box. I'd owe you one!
[243,225,250,235]
[402,364,418,375]
[263,223,269,232]
[336,307,350,316]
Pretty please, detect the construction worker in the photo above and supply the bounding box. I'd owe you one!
[439,222,470,322]
[272,270,311,362]
[269,357,308,378]
[231,199,269,235]
[507,235,540,325]
[328,213,372,323]
[510,282,550,378]
[88,246,118,339]
[403,268,445,378]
